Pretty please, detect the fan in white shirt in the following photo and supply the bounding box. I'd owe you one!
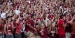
[14,9,20,15]
[1,12,7,18]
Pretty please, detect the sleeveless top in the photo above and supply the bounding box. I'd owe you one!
[6,24,13,34]
[15,22,22,34]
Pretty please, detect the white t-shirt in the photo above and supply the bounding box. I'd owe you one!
[1,12,6,18]
[14,10,20,15]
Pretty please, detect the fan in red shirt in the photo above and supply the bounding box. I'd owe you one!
[15,16,23,38]
[0,18,4,38]
[40,26,48,38]
[4,17,14,38]
[36,22,48,38]
[26,14,36,33]
[71,19,75,38]
[69,15,75,38]
[58,15,65,38]
[41,26,48,38]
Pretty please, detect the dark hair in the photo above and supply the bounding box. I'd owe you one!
[72,13,75,17]
[63,0,66,3]
[59,14,64,19]
[6,16,12,22]
[73,19,75,22]
[6,16,12,20]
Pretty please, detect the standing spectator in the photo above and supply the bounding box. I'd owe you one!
[69,15,75,38]
[15,16,22,38]
[58,15,65,38]
[65,23,72,38]
[50,20,57,38]
[0,18,4,38]
[4,17,14,38]
[37,22,48,38]
[71,19,75,38]
[26,14,36,37]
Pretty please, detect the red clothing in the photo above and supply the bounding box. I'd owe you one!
[74,4,75,7]
[26,19,34,32]
[13,22,17,27]
[48,15,51,19]
[48,15,54,19]
[38,27,48,38]
[0,24,4,33]
[6,24,13,34]
[72,23,75,35]
[36,18,41,21]
[58,19,65,35]
[59,35,65,38]
[15,22,22,34]
[72,34,75,38]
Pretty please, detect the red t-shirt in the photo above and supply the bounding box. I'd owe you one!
[41,27,48,38]
[6,24,13,34]
[72,22,75,34]
[15,21,22,34]
[26,19,35,32]
[36,17,41,21]
[37,27,48,38]
[13,22,17,27]
[0,24,4,33]
[58,19,65,35]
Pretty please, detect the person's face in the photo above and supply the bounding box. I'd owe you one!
[14,15,17,19]
[63,16,65,20]
[66,15,69,20]
[4,8,7,12]
[8,18,12,22]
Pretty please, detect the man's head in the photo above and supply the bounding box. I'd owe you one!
[59,14,64,19]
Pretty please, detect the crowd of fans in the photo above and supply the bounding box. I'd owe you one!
[0,0,75,38]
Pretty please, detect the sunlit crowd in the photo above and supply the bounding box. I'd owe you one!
[0,0,75,38]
